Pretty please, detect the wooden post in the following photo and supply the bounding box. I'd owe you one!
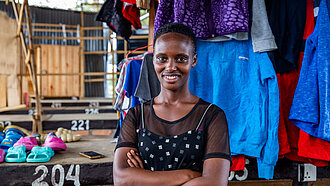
[10,0,42,134]
[148,0,156,52]
[79,5,85,99]
[16,0,26,36]
[25,2,43,134]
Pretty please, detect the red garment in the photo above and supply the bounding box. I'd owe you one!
[230,155,245,171]
[121,0,136,3]
[277,0,330,166]
[122,4,141,29]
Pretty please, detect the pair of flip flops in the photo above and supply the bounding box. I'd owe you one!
[14,133,66,151]
[0,128,24,152]
[5,145,54,163]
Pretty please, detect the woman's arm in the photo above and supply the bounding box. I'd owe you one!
[113,147,201,186]
[182,158,230,186]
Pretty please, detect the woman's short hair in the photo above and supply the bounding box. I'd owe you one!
[153,22,197,53]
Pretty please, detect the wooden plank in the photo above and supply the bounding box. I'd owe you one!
[0,113,117,121]
[60,45,67,96]
[0,75,7,108]
[41,45,48,96]
[0,104,26,112]
[148,0,156,52]
[47,45,54,97]
[229,180,292,186]
[65,46,73,96]
[308,179,330,186]
[54,45,61,96]
[72,45,80,97]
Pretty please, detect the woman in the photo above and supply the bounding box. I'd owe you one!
[113,22,231,185]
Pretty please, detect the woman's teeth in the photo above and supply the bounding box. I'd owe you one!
[166,76,177,80]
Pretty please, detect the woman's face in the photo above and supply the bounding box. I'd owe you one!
[153,33,197,92]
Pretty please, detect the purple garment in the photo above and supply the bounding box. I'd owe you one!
[154,0,249,40]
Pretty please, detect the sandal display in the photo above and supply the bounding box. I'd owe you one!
[5,145,27,163]
[13,136,39,151]
[26,146,54,163]
[42,133,67,151]
[0,128,24,152]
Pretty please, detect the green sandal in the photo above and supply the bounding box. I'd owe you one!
[27,146,54,163]
[5,145,27,163]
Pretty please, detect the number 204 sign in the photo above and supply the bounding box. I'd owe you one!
[32,164,80,186]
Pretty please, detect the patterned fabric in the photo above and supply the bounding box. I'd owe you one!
[154,0,249,40]
[137,103,213,172]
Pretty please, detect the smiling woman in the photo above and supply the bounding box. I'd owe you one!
[113,23,231,186]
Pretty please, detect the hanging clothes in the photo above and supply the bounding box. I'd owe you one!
[189,38,279,179]
[123,60,143,108]
[154,0,249,40]
[122,2,142,29]
[134,53,161,103]
[277,0,330,165]
[266,0,306,73]
[289,0,330,142]
[96,0,132,40]
[251,0,277,52]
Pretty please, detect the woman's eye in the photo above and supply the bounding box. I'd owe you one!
[176,57,188,63]
[157,57,167,63]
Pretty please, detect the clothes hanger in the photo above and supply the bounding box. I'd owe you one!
[126,44,153,60]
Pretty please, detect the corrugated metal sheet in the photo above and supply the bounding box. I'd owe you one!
[0,1,106,97]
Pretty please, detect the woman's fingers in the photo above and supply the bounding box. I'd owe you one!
[127,159,135,167]
[130,150,144,169]
[127,151,140,168]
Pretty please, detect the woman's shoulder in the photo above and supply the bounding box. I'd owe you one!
[198,99,225,114]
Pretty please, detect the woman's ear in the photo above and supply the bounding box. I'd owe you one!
[192,54,197,67]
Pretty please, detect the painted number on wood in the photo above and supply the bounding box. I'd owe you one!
[33,164,80,186]
[85,108,99,114]
[71,120,90,131]
[51,102,62,108]
[0,121,12,127]
[89,102,99,107]
[28,109,37,115]
[228,159,249,181]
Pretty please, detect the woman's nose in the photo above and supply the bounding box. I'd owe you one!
[165,59,177,71]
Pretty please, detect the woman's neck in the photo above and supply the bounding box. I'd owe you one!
[155,87,198,105]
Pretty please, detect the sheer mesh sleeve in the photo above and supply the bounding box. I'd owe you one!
[116,107,140,150]
[203,107,232,162]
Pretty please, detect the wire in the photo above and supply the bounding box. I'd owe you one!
[125,44,153,59]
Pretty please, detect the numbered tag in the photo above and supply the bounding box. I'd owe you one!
[0,121,12,127]
[85,108,99,114]
[33,164,80,186]
[89,102,99,107]
[51,102,62,108]
[71,120,90,131]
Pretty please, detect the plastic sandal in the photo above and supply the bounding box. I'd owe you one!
[14,136,39,151]
[0,132,4,143]
[4,125,32,136]
[0,149,5,163]
[5,145,27,163]
[0,128,24,152]
[42,133,67,151]
[26,146,54,163]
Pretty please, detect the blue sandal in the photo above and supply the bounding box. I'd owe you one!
[0,128,24,152]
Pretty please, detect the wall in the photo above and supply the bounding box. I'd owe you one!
[0,11,21,107]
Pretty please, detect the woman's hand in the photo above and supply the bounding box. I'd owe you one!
[126,149,144,169]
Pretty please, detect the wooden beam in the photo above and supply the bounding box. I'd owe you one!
[80,5,85,99]
[84,78,111,83]
[0,104,26,113]
[5,0,9,5]
[25,2,43,134]
[148,0,156,52]
[16,0,26,36]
